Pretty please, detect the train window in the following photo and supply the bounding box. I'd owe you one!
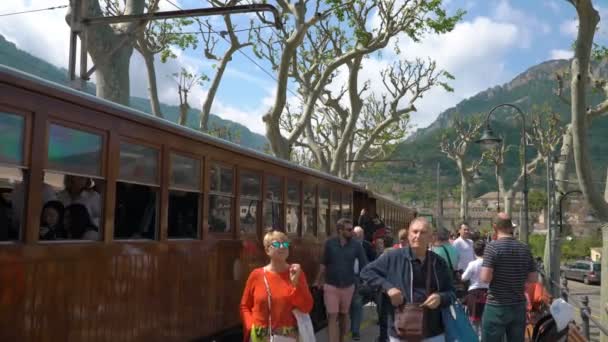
[0,112,24,165]
[330,190,340,229]
[43,172,103,241]
[44,124,104,241]
[318,187,329,235]
[239,171,260,235]
[264,175,283,230]
[286,180,300,234]
[0,113,26,241]
[168,154,201,239]
[342,191,352,220]
[47,124,102,177]
[114,142,158,240]
[302,184,316,236]
[1,167,26,241]
[209,164,233,233]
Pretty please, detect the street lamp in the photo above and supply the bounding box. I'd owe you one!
[559,190,582,234]
[476,103,530,244]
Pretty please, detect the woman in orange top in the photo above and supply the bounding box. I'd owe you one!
[240,230,314,342]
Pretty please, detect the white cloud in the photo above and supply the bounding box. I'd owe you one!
[560,19,578,38]
[493,0,550,48]
[543,0,561,13]
[550,49,574,60]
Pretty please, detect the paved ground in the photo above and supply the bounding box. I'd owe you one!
[315,303,380,342]
[566,280,603,342]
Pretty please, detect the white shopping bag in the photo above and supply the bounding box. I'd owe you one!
[293,309,316,342]
[550,298,575,332]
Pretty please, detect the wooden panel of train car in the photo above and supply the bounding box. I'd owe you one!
[0,65,412,341]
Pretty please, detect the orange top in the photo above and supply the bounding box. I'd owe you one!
[240,267,313,339]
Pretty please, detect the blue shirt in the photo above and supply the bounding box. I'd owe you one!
[322,237,368,288]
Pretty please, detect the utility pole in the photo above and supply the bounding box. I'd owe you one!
[544,156,560,297]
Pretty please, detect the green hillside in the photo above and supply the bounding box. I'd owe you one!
[360,60,608,206]
[0,35,268,151]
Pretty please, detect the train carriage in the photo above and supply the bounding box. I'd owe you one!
[0,65,414,341]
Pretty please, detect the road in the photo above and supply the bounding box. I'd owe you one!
[566,280,603,342]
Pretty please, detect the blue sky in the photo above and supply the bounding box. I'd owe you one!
[1,0,606,134]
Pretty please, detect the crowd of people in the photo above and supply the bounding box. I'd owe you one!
[240,210,538,342]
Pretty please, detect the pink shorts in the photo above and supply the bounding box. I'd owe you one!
[323,284,355,314]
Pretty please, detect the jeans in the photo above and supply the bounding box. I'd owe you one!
[376,292,389,342]
[350,286,364,336]
[481,302,527,342]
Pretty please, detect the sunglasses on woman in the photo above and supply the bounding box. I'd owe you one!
[270,241,290,249]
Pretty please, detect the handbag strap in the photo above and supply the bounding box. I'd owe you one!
[262,268,273,337]
[425,250,433,296]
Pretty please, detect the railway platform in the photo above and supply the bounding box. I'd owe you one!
[315,303,380,342]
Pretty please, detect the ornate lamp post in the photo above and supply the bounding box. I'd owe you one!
[476,103,530,244]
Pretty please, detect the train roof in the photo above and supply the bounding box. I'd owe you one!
[0,64,374,191]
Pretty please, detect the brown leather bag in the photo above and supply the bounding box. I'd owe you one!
[393,251,433,342]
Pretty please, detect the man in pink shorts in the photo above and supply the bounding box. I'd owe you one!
[315,218,368,342]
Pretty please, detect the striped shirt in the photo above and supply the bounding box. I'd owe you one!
[482,237,535,305]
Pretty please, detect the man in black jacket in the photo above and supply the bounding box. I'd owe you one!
[361,217,455,342]
[350,226,377,340]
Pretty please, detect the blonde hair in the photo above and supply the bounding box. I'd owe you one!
[263,230,289,248]
[398,228,408,240]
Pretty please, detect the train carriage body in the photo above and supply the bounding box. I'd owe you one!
[0,65,414,341]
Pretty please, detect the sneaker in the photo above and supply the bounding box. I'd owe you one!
[352,333,360,340]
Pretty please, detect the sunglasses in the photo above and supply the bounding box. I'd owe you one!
[270,241,290,249]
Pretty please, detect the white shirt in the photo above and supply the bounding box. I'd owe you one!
[452,237,475,271]
[461,258,489,290]
[57,190,102,228]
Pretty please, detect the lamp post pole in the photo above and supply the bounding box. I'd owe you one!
[436,163,443,227]
[477,103,529,244]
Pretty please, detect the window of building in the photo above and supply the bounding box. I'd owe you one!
[302,184,316,236]
[318,187,329,235]
[286,180,300,234]
[209,164,233,233]
[114,141,158,240]
[44,124,104,241]
[0,112,25,241]
[239,171,260,235]
[264,175,283,230]
[168,154,201,239]
[330,190,340,229]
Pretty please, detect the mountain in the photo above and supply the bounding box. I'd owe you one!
[0,35,268,151]
[361,59,608,205]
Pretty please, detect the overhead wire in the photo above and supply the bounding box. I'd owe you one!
[0,4,68,17]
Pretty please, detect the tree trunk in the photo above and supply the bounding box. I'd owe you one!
[200,47,237,131]
[67,0,145,106]
[178,104,189,126]
[141,51,163,118]
[504,190,515,216]
[460,172,469,221]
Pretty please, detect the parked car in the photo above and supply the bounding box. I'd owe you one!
[560,260,602,285]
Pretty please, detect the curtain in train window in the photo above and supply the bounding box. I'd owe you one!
[302,184,316,236]
[318,187,329,236]
[209,164,234,233]
[114,142,159,240]
[168,154,201,239]
[239,171,260,235]
[264,175,283,231]
[0,112,26,241]
[286,180,300,235]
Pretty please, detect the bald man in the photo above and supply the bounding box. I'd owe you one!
[350,226,376,340]
[480,212,537,342]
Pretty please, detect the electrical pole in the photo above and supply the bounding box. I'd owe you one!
[544,156,560,297]
[436,163,443,227]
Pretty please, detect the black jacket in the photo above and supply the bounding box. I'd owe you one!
[360,247,455,338]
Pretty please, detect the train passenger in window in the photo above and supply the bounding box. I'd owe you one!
[240,230,313,342]
[57,175,101,227]
[10,170,57,233]
[39,200,67,240]
[64,203,99,240]
[0,191,11,240]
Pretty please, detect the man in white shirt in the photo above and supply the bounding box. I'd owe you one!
[57,175,101,228]
[452,222,475,271]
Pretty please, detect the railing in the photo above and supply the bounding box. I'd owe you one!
[539,267,608,341]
